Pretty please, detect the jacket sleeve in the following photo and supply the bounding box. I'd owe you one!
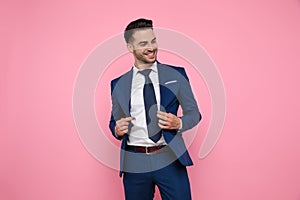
[177,68,202,132]
[109,79,124,140]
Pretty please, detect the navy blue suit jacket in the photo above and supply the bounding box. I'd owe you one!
[109,62,201,176]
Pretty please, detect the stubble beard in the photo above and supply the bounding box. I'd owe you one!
[133,49,158,66]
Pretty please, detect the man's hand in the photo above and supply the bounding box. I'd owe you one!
[157,111,181,130]
[115,117,135,137]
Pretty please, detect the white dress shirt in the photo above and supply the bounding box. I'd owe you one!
[127,62,167,146]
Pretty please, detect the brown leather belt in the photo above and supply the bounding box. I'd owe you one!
[126,145,167,154]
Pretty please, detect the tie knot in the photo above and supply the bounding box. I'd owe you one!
[139,69,152,77]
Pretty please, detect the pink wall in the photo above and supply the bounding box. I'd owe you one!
[1,0,300,199]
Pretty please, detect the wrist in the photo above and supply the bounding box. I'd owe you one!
[178,117,182,130]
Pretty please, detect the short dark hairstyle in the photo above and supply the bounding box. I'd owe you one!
[124,18,153,43]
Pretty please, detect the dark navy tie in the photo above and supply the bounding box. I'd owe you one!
[139,69,162,143]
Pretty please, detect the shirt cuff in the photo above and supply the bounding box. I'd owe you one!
[179,118,183,130]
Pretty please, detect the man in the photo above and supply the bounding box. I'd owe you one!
[109,18,201,200]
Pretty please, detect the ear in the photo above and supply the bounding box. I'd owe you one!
[127,43,134,53]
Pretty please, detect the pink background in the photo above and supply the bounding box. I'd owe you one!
[1,0,300,199]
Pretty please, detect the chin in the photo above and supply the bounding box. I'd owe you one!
[146,58,156,63]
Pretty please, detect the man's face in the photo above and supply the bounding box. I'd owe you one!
[127,28,158,66]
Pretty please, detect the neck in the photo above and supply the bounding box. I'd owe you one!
[134,63,153,70]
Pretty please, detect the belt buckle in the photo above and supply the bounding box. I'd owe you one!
[145,147,150,155]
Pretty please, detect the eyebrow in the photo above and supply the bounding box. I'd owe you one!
[138,41,147,45]
[137,37,157,45]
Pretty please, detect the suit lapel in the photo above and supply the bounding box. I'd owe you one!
[157,63,178,110]
[117,69,133,116]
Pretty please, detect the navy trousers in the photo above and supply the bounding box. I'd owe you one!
[123,146,192,200]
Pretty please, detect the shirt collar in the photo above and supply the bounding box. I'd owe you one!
[132,61,158,76]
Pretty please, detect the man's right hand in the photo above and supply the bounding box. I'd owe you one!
[115,117,135,137]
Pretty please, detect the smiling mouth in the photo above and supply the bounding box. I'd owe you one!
[144,50,156,58]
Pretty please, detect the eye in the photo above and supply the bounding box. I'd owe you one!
[138,41,148,47]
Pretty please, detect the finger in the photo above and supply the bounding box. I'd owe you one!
[156,114,163,120]
[166,113,176,119]
[157,110,167,115]
[165,116,173,122]
[157,113,168,120]
[157,111,168,118]
[117,117,134,124]
[118,121,129,126]
[158,123,164,129]
[115,127,123,135]
[123,116,135,122]
[116,124,123,131]
[158,119,169,126]
[158,123,170,129]
[119,125,129,131]
[116,122,128,129]
[168,113,175,118]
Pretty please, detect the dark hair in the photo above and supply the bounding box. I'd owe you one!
[124,18,153,43]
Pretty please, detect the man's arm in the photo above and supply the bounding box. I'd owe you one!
[156,67,201,132]
[109,80,134,140]
[177,67,201,132]
[109,80,123,140]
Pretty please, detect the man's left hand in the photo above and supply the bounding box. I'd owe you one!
[157,111,181,130]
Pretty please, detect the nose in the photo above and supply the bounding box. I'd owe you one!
[146,42,156,50]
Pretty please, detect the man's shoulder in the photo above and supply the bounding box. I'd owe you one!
[158,62,184,71]
[111,69,132,85]
[158,62,188,79]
